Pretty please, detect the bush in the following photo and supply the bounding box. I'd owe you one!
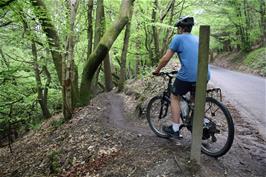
[244,47,266,76]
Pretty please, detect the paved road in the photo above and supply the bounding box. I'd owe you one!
[210,65,266,137]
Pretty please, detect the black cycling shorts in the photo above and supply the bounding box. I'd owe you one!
[172,78,196,96]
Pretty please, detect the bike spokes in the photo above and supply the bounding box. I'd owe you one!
[201,97,234,157]
[146,96,172,138]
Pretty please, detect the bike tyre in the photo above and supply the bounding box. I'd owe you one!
[201,97,234,157]
[146,96,171,138]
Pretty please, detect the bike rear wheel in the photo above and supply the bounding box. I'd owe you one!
[201,97,234,157]
[146,96,171,138]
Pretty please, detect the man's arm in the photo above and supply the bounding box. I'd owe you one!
[153,49,175,75]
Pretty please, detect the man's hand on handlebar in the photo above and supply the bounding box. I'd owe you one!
[152,70,177,77]
[152,71,160,76]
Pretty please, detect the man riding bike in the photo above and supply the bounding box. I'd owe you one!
[153,16,210,138]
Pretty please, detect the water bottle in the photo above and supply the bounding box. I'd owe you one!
[203,117,210,127]
[180,99,188,117]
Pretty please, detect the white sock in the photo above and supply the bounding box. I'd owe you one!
[172,123,180,132]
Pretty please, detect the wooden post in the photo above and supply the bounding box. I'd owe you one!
[190,25,210,164]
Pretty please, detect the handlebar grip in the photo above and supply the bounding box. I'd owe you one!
[153,71,177,77]
[170,71,178,74]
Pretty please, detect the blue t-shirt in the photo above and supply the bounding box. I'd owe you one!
[169,34,210,82]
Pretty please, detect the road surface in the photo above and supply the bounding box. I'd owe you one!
[210,65,266,138]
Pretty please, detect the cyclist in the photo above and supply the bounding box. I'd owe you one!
[152,16,210,138]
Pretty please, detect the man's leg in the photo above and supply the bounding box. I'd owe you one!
[170,94,181,132]
[162,93,182,137]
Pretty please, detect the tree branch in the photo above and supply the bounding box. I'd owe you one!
[160,0,178,22]
[0,97,23,107]
[0,21,12,27]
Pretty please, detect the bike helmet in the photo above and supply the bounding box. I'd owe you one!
[174,16,194,27]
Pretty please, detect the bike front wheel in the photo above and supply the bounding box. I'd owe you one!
[146,96,171,138]
[201,97,235,157]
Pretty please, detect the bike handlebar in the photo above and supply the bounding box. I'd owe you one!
[156,71,177,78]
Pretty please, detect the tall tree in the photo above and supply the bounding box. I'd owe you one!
[93,0,113,92]
[80,0,135,105]
[87,0,93,59]
[151,0,160,63]
[118,3,134,91]
[18,7,52,119]
[31,41,51,118]
[30,0,63,83]
[63,0,79,120]
[103,52,113,91]
[134,36,141,78]
[89,0,104,96]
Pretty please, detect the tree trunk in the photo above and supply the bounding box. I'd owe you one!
[19,6,51,118]
[160,0,176,56]
[234,2,248,52]
[101,1,113,92]
[118,4,134,92]
[30,0,63,83]
[260,0,266,46]
[151,0,160,63]
[42,65,51,117]
[135,38,141,78]
[143,23,154,64]
[94,0,104,48]
[103,53,113,91]
[243,0,251,51]
[63,0,79,120]
[90,0,104,95]
[31,41,51,118]
[79,0,134,105]
[87,0,93,59]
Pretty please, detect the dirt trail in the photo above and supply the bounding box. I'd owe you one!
[0,91,266,177]
[100,92,266,177]
[102,93,151,136]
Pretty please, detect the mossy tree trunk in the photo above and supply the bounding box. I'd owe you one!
[94,0,113,92]
[151,0,160,63]
[103,53,113,92]
[89,0,104,96]
[118,4,134,92]
[30,0,63,83]
[79,0,135,105]
[92,0,113,94]
[63,0,79,120]
[32,41,51,119]
[135,40,140,78]
[87,0,93,59]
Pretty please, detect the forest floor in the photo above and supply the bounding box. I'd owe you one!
[0,87,266,177]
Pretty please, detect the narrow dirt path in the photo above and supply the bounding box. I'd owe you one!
[102,92,152,136]
[99,91,266,177]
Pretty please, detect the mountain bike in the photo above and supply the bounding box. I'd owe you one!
[146,71,234,157]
